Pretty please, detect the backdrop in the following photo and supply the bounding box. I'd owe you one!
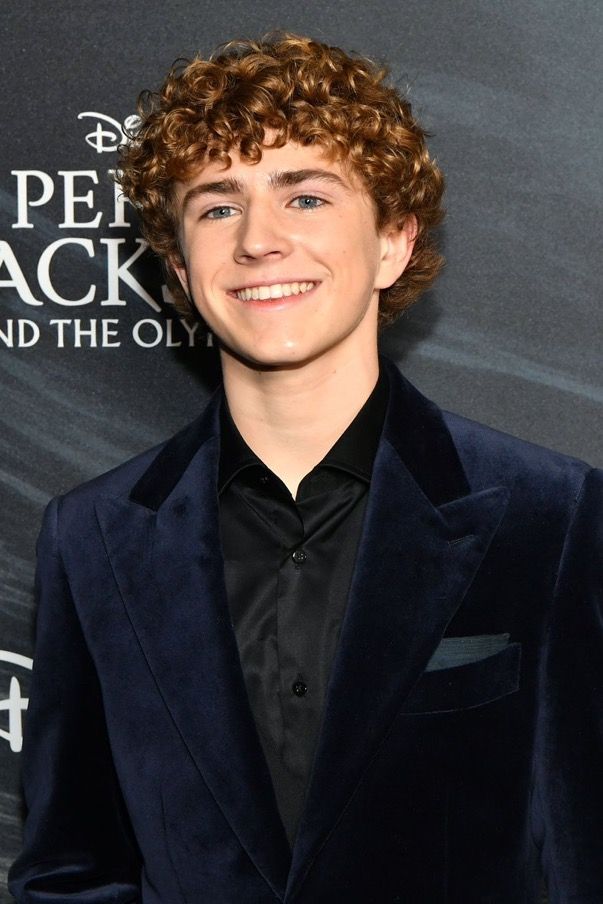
[1,0,601,897]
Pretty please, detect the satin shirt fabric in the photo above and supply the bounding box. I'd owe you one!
[218,370,388,846]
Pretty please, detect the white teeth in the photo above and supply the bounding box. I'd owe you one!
[234,281,316,301]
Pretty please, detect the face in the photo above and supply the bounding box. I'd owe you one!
[172,140,414,371]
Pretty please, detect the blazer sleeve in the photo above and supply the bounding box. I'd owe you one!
[531,466,603,901]
[8,496,142,903]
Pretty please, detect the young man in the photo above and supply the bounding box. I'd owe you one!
[9,32,603,904]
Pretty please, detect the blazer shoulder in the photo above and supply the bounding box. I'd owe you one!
[52,404,214,521]
[442,408,594,506]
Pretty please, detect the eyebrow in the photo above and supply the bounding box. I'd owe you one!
[180,168,351,213]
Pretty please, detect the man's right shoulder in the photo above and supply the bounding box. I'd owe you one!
[52,402,217,522]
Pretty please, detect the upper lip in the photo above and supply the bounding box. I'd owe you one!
[230,279,319,291]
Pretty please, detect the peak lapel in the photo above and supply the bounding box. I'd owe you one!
[95,398,291,899]
[286,362,509,897]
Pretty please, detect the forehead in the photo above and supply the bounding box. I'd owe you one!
[174,138,364,197]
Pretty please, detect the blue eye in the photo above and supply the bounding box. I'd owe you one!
[205,206,235,219]
[292,195,324,209]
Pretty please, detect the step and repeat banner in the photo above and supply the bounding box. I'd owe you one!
[1,1,601,896]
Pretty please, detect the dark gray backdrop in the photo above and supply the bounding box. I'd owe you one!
[1,0,601,896]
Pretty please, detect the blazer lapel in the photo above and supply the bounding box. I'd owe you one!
[95,394,291,900]
[286,361,509,897]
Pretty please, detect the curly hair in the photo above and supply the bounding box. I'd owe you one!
[117,32,445,327]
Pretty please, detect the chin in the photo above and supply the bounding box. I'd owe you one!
[224,340,327,372]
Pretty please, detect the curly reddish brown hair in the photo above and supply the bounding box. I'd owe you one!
[117,32,445,327]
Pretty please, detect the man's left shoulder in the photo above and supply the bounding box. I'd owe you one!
[442,408,596,508]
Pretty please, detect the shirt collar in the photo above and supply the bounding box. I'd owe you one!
[218,365,389,494]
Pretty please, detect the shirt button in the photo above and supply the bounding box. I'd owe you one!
[259,474,270,485]
[291,548,307,564]
[292,680,308,697]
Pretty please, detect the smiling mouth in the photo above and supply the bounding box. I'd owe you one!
[232,281,318,301]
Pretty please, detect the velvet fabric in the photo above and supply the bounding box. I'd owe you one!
[8,356,603,903]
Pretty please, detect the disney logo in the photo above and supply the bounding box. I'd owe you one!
[0,649,32,753]
[78,112,141,153]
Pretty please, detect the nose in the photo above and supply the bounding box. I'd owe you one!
[233,200,293,263]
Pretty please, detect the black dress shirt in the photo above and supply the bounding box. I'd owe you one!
[218,369,388,847]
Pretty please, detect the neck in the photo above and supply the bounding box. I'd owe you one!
[221,344,380,498]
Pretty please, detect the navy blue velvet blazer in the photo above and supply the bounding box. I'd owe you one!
[9,358,603,903]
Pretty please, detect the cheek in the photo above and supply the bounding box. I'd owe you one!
[188,260,226,303]
[333,217,378,266]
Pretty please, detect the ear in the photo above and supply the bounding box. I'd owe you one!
[169,252,191,299]
[374,215,417,290]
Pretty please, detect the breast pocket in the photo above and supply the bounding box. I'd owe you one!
[401,641,522,714]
